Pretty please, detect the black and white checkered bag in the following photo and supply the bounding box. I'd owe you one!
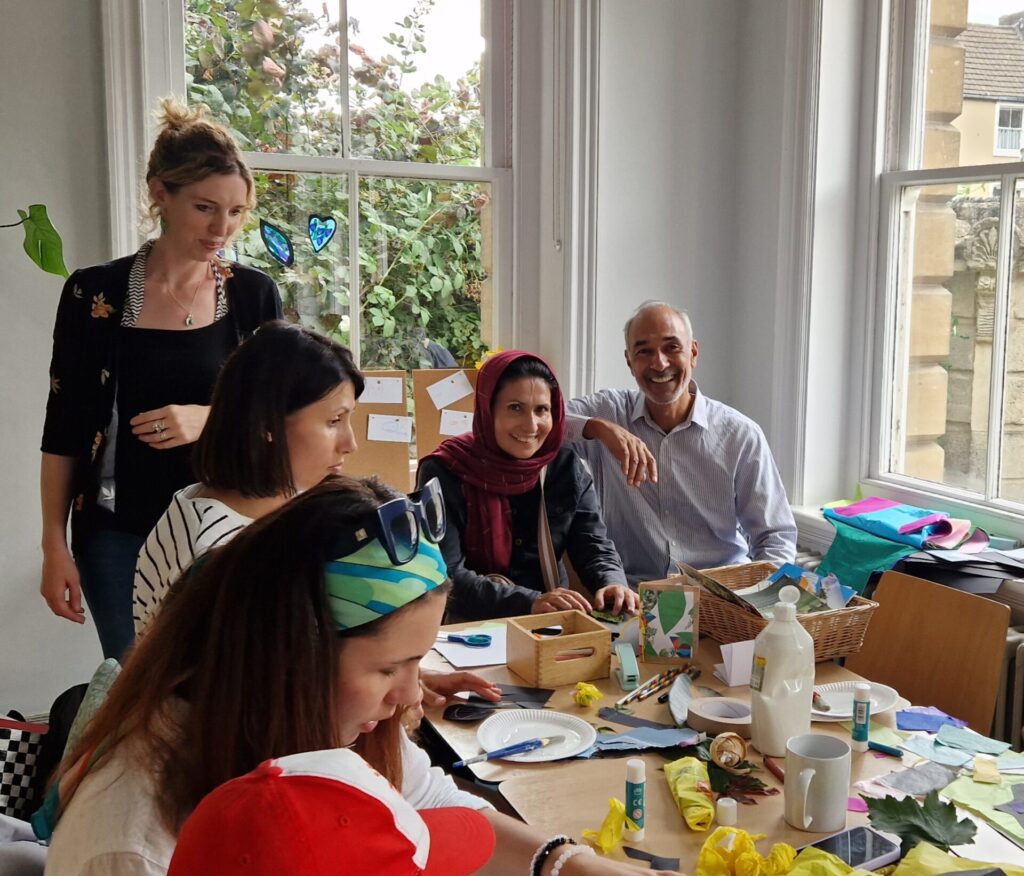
[0,716,47,819]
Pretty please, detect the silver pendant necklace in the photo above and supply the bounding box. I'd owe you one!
[165,263,209,326]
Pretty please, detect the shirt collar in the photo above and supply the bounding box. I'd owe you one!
[631,381,707,432]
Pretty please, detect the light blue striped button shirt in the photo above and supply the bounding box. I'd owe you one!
[565,384,797,585]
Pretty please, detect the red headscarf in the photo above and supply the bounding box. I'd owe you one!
[423,351,566,574]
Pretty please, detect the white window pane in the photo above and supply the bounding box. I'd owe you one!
[1000,179,1024,501]
[359,177,491,370]
[185,1,343,156]
[232,172,351,346]
[890,181,1001,493]
[348,0,484,164]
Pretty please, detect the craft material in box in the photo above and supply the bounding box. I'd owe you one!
[638,576,699,664]
[505,610,611,687]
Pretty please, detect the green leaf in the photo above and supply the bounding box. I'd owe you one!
[18,205,69,278]
[865,792,975,853]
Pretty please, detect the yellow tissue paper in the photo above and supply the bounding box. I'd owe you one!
[665,756,716,831]
[574,681,604,707]
[581,797,639,855]
[892,841,1024,876]
[695,826,796,876]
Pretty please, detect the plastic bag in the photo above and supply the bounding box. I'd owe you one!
[664,756,715,831]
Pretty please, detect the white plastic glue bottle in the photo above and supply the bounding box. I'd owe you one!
[749,584,815,757]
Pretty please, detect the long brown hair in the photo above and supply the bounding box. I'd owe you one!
[57,476,445,832]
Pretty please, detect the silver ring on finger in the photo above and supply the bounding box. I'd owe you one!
[153,421,166,434]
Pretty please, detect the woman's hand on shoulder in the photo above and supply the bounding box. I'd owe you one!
[40,543,86,623]
[532,589,592,614]
[593,584,638,615]
[130,404,210,449]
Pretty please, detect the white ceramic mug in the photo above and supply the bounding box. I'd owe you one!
[784,733,851,833]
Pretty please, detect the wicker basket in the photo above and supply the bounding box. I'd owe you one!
[696,561,878,662]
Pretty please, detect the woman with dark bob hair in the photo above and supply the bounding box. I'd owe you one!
[132,320,361,635]
[42,477,675,876]
[40,98,282,660]
[418,351,638,621]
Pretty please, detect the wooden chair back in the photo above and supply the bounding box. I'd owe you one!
[845,571,1010,732]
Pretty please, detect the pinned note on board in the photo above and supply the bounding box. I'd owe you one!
[439,408,473,436]
[359,376,404,405]
[367,414,413,443]
[426,371,473,410]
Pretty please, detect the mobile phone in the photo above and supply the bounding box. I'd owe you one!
[803,826,901,869]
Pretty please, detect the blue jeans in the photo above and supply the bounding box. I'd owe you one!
[75,529,143,661]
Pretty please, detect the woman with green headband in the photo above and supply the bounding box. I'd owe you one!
[42,477,679,876]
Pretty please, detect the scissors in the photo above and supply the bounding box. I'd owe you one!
[436,632,492,647]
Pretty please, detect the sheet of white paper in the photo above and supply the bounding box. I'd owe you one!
[426,371,473,410]
[359,376,404,404]
[713,639,755,686]
[439,408,473,437]
[366,414,413,443]
[433,625,507,668]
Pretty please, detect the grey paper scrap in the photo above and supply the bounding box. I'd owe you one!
[878,760,958,795]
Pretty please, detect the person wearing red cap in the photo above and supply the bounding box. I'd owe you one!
[41,477,679,876]
[168,749,495,875]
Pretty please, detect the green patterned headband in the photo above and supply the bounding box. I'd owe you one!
[325,538,448,631]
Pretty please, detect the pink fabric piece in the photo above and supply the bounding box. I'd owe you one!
[923,518,970,548]
[898,512,947,534]
[847,796,869,813]
[958,527,991,553]
[831,497,897,517]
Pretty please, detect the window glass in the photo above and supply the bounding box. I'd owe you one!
[999,179,1024,500]
[919,1,1024,168]
[185,0,343,156]
[231,172,351,346]
[890,181,1000,492]
[347,0,484,164]
[359,177,491,370]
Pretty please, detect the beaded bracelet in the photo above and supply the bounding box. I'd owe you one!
[530,835,574,876]
[551,844,596,876]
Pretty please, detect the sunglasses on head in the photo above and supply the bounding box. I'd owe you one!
[328,477,446,566]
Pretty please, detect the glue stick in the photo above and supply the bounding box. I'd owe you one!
[851,683,871,752]
[625,758,646,841]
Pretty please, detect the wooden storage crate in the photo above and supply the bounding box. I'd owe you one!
[696,561,878,663]
[506,610,611,687]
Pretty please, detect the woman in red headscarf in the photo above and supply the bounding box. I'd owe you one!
[418,351,638,621]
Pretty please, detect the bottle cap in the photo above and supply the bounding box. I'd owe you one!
[854,683,871,700]
[626,758,645,783]
[716,796,737,826]
[772,584,800,621]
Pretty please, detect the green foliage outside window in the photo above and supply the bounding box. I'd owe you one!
[185,0,490,369]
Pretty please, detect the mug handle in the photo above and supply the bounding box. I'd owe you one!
[797,767,815,829]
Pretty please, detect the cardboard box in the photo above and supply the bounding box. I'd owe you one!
[638,577,699,664]
[505,610,611,687]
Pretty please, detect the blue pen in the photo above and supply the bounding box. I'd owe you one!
[868,740,903,758]
[453,734,565,768]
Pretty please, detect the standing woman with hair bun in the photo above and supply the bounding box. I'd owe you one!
[39,98,282,660]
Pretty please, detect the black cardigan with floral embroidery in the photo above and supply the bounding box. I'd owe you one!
[41,250,281,550]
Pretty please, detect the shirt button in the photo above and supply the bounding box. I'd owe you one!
[514,538,523,546]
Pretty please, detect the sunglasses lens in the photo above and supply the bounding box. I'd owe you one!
[422,488,446,542]
[388,509,418,564]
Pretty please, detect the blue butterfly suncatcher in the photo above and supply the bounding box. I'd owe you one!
[308,214,337,253]
[260,219,295,266]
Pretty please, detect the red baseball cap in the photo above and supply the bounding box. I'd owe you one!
[168,749,495,875]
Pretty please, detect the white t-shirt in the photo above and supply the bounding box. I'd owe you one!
[133,484,252,635]
[44,733,488,876]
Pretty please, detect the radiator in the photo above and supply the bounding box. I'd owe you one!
[993,626,1024,751]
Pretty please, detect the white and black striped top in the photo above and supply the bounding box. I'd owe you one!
[132,483,251,635]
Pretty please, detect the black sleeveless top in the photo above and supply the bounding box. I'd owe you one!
[109,317,236,536]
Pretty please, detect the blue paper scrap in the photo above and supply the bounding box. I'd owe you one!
[899,734,973,767]
[896,706,968,733]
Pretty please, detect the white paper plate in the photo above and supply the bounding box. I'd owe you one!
[476,709,596,762]
[811,680,900,722]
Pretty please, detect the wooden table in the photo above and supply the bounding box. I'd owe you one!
[422,629,908,864]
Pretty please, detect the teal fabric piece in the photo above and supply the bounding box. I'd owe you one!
[816,519,916,593]
[64,658,120,759]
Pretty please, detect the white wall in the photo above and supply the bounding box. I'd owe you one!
[1,1,108,714]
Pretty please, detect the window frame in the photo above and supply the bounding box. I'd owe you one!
[995,101,1024,158]
[102,0,513,368]
[867,0,1024,535]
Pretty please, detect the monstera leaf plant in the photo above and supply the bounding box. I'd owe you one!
[3,204,69,278]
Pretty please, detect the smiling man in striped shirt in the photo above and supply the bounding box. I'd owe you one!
[565,301,797,586]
